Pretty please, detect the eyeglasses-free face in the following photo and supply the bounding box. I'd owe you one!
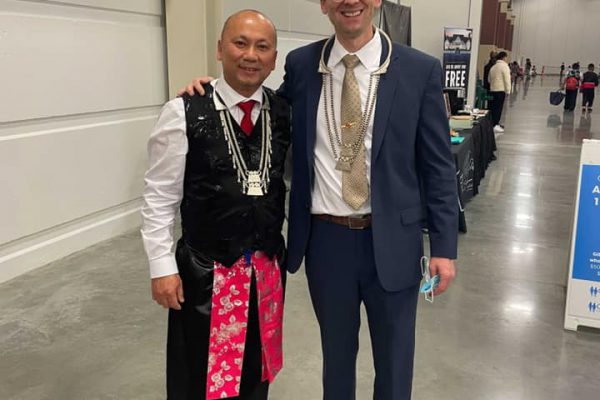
[217,11,277,98]
[320,0,382,45]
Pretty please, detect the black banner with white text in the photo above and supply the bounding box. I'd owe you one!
[443,27,473,96]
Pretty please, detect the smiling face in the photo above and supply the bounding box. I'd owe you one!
[217,11,277,98]
[320,0,382,46]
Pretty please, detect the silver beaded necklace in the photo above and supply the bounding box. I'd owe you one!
[322,70,379,171]
[318,28,393,171]
[215,92,272,196]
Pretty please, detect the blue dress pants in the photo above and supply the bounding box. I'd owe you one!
[305,217,420,400]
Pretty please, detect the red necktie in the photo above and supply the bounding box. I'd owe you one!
[238,100,256,136]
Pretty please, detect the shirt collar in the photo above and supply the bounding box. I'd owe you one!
[328,28,382,72]
[211,78,264,111]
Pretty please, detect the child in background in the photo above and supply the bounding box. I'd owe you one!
[581,63,599,112]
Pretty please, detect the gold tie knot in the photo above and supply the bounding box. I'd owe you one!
[342,54,360,70]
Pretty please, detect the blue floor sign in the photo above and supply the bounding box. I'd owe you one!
[572,164,600,282]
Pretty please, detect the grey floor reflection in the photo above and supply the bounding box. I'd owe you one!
[546,109,595,144]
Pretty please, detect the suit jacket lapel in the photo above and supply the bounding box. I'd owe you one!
[372,45,400,163]
[306,69,321,186]
[306,39,332,187]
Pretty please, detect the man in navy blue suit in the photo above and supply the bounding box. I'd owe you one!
[183,1,458,398]
[283,2,458,398]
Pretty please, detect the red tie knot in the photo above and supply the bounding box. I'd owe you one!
[238,100,256,114]
[238,100,257,136]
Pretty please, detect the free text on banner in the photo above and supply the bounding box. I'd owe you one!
[443,27,472,95]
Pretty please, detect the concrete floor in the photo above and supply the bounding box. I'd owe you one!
[2,77,600,399]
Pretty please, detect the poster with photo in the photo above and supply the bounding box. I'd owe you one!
[443,27,472,95]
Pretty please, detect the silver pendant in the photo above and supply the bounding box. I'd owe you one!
[336,147,354,171]
[246,171,264,196]
[335,159,352,171]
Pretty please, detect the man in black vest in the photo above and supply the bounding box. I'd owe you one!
[141,10,290,400]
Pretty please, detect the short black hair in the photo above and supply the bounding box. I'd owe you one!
[589,63,595,70]
[496,51,508,60]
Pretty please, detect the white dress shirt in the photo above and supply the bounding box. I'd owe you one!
[311,29,382,216]
[141,78,263,278]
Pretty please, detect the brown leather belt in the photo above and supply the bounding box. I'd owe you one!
[314,214,372,229]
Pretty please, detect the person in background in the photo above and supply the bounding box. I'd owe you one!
[509,61,517,83]
[525,58,532,77]
[560,62,565,79]
[563,62,581,111]
[581,63,599,112]
[488,51,511,134]
[141,10,290,400]
[483,51,497,91]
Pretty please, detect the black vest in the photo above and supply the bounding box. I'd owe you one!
[179,85,290,266]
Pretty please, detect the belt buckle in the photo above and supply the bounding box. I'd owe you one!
[348,216,365,230]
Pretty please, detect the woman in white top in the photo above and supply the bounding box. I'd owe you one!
[488,51,511,134]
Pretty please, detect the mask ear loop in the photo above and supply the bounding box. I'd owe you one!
[425,286,434,303]
[420,256,434,303]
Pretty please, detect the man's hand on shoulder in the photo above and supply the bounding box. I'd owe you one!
[152,273,185,310]
[429,257,456,296]
[177,76,215,97]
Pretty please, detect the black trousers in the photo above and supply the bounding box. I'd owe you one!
[490,91,506,126]
[564,89,578,111]
[582,89,595,108]
[166,241,268,400]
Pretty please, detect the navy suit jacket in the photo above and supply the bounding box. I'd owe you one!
[280,35,458,292]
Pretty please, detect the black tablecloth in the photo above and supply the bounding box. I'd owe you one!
[469,117,497,195]
[450,117,496,232]
[452,132,474,203]
[451,133,473,233]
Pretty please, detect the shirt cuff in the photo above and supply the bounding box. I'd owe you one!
[149,254,179,279]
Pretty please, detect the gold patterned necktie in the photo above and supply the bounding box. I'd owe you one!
[340,54,369,210]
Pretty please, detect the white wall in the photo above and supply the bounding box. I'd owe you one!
[165,0,224,98]
[0,0,167,283]
[512,0,600,71]
[402,0,483,106]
